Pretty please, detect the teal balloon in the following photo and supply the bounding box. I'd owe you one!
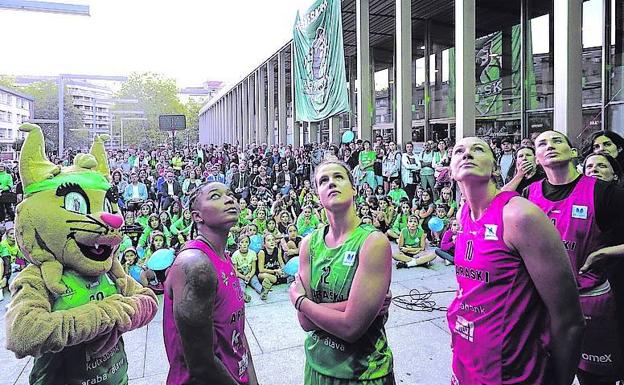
[428,217,445,232]
[146,248,175,271]
[283,257,299,276]
[249,235,264,253]
[342,130,355,143]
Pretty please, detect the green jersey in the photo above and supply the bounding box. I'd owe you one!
[31,270,128,385]
[305,224,393,380]
[400,226,424,248]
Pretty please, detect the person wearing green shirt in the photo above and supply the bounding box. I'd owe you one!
[358,140,378,190]
[386,179,408,206]
[0,164,14,222]
[296,205,320,236]
[392,215,435,268]
[289,160,394,385]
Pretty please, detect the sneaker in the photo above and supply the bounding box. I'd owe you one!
[396,262,407,269]
[244,293,251,303]
[444,260,452,266]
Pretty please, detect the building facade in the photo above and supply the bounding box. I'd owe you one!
[0,85,34,159]
[200,0,624,149]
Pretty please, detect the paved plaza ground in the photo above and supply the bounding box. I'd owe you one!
[0,253,458,385]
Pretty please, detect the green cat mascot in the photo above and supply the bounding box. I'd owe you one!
[5,123,158,385]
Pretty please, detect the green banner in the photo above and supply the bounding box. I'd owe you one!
[293,0,350,122]
[447,23,538,117]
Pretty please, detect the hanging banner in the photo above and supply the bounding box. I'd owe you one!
[293,0,350,122]
[447,23,538,118]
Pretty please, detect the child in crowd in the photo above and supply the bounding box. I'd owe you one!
[121,246,143,283]
[393,215,436,268]
[257,233,286,300]
[231,235,263,302]
[296,205,320,237]
[280,224,301,263]
[436,218,458,266]
[135,203,152,229]
[429,205,449,246]
[387,201,411,241]
[387,178,408,206]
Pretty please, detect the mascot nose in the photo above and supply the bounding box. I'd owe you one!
[100,212,124,229]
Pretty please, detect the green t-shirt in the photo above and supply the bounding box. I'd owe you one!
[387,188,408,206]
[400,226,424,248]
[358,150,376,172]
[305,224,393,380]
[30,270,128,385]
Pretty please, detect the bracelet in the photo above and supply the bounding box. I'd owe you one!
[294,295,307,311]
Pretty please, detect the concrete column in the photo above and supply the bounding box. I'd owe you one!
[238,85,244,147]
[424,20,431,141]
[455,0,476,140]
[290,46,301,148]
[357,0,372,141]
[553,0,583,143]
[255,72,261,144]
[248,76,256,146]
[278,51,288,145]
[349,57,357,130]
[242,81,249,147]
[309,121,319,143]
[329,116,341,145]
[258,68,267,145]
[220,100,225,144]
[396,0,413,148]
[267,60,276,146]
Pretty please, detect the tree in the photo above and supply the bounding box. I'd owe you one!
[113,72,185,148]
[183,98,202,146]
[18,81,88,153]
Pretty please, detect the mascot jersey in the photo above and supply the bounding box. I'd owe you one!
[30,270,128,385]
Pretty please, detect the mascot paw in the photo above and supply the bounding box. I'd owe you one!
[88,328,121,358]
[40,260,67,296]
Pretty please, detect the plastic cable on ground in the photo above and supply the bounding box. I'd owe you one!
[391,289,457,312]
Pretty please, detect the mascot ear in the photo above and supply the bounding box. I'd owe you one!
[90,134,111,181]
[18,124,60,192]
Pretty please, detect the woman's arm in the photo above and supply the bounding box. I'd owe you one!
[167,250,240,385]
[580,245,624,273]
[504,198,585,385]
[291,232,392,343]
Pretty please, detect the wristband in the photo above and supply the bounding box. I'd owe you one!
[295,294,307,311]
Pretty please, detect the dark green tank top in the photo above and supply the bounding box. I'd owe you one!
[304,224,393,380]
[30,270,128,385]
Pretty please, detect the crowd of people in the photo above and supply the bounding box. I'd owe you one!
[2,128,624,384]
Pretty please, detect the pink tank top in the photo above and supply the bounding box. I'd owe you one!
[447,192,551,384]
[163,239,249,385]
[527,175,607,291]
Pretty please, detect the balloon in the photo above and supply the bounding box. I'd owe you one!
[249,235,264,253]
[283,257,299,276]
[428,217,445,232]
[146,248,175,271]
[341,130,355,143]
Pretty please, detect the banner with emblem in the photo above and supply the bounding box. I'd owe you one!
[292,0,350,122]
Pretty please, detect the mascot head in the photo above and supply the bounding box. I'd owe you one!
[15,123,123,277]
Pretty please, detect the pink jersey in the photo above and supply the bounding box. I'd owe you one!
[164,239,249,385]
[447,192,551,384]
[527,176,607,291]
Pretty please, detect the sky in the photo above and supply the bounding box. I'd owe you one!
[0,0,604,90]
[0,0,315,88]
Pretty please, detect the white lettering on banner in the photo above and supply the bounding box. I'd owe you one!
[582,353,613,363]
[297,0,328,30]
[455,315,475,342]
